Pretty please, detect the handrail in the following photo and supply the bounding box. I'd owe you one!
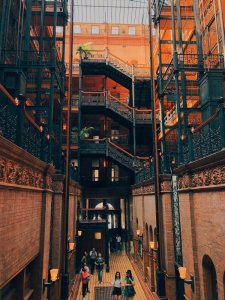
[108,94,132,110]
[108,139,148,160]
[82,91,105,95]
[0,83,18,105]
[192,109,219,133]
[24,109,42,132]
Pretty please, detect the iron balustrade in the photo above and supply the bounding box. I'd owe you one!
[80,49,150,78]
[79,137,147,171]
[78,208,108,223]
[0,97,50,161]
[177,53,224,69]
[182,107,225,164]
[135,164,154,184]
[81,91,105,106]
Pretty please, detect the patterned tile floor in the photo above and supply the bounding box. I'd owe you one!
[75,252,150,300]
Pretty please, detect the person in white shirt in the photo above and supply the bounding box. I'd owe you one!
[89,247,97,274]
[116,234,122,252]
[111,271,122,300]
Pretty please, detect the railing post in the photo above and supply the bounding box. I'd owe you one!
[105,47,108,64]
[218,99,225,148]
[17,94,25,147]
[188,129,194,162]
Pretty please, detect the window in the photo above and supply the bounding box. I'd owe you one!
[92,159,99,181]
[111,164,119,182]
[92,26,99,34]
[112,27,119,35]
[73,25,81,34]
[56,26,63,34]
[128,27,136,35]
[111,129,120,142]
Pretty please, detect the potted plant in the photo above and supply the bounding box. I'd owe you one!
[71,126,94,144]
[76,42,94,59]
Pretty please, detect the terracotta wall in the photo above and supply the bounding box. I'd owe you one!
[177,150,225,299]
[0,137,54,299]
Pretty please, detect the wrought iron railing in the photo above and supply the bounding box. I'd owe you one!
[79,137,148,171]
[135,164,154,184]
[80,92,153,123]
[108,94,133,121]
[80,49,150,78]
[182,105,225,164]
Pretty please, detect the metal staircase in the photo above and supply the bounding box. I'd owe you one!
[81,50,150,88]
[79,138,147,171]
[81,92,154,124]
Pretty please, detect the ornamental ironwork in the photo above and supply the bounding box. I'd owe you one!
[171,175,183,266]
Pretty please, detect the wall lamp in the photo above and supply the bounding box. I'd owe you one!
[95,232,102,240]
[136,229,143,237]
[77,230,82,237]
[68,242,75,252]
[178,266,195,292]
[149,241,158,252]
[43,268,59,288]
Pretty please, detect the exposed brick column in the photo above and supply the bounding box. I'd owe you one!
[48,174,65,300]
[160,175,176,299]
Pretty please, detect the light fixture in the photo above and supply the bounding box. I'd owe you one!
[63,123,67,131]
[95,232,101,240]
[181,133,185,141]
[43,268,59,288]
[68,242,75,252]
[77,230,82,236]
[149,241,158,252]
[50,269,59,282]
[191,126,195,134]
[178,266,195,292]
[136,229,142,237]
[46,133,50,140]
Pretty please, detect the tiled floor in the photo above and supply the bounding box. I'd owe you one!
[75,252,150,300]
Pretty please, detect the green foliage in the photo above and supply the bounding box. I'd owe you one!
[76,42,94,59]
[71,126,94,143]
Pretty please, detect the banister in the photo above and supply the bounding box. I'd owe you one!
[0,83,18,106]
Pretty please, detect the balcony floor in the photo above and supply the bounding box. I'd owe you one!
[74,251,154,299]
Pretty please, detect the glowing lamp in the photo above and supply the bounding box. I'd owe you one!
[95,232,101,240]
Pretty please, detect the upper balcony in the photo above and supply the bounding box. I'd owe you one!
[31,0,68,26]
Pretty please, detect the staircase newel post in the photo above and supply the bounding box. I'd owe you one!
[105,90,108,108]
[105,47,108,65]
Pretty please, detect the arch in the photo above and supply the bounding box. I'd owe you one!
[154,227,157,242]
[95,202,114,209]
[145,223,149,248]
[223,272,225,300]
[149,225,153,241]
[202,255,218,300]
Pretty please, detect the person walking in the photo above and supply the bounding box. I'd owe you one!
[95,252,105,284]
[111,271,122,300]
[89,247,97,274]
[116,234,121,252]
[81,266,90,299]
[124,270,136,299]
[80,263,90,293]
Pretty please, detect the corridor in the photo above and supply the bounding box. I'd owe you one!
[75,253,153,300]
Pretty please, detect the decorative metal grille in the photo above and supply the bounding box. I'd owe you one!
[171,175,183,266]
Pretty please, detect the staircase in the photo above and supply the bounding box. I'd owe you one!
[81,92,154,124]
[81,50,150,88]
[79,138,147,171]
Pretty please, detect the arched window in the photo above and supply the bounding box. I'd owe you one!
[202,255,218,300]
[154,227,157,242]
[149,225,153,241]
[223,272,225,300]
[145,223,149,248]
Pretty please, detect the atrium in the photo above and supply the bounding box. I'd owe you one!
[0,0,225,300]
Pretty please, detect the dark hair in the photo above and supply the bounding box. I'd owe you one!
[115,271,121,280]
[126,270,133,277]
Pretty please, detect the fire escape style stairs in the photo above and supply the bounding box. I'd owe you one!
[79,138,147,171]
[81,92,153,124]
[81,50,150,89]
